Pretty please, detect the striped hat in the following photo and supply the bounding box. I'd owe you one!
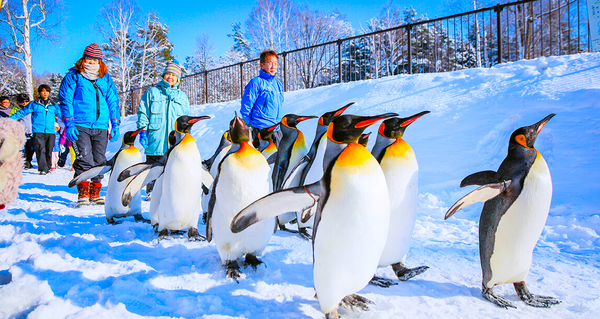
[83,43,103,60]
[162,61,182,80]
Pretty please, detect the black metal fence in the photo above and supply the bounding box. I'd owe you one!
[119,0,592,115]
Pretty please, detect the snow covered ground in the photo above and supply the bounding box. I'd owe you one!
[1,53,599,318]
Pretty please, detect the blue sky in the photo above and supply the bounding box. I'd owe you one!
[32,0,448,75]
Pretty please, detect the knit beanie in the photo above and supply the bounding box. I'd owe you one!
[162,61,182,80]
[83,43,103,60]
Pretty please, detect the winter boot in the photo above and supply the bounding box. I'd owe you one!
[89,182,105,205]
[76,181,90,207]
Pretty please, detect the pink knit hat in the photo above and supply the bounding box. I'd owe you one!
[83,43,103,60]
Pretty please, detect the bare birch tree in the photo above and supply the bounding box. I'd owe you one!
[96,0,140,116]
[245,0,294,53]
[0,0,60,99]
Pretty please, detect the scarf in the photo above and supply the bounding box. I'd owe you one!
[82,63,100,81]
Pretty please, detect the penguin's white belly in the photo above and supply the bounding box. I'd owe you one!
[158,145,203,231]
[213,155,273,263]
[298,135,327,228]
[378,155,418,267]
[488,155,552,287]
[313,156,390,314]
[105,150,143,218]
[150,173,164,226]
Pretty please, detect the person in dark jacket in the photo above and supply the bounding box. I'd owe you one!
[12,93,35,169]
[239,50,284,147]
[11,85,61,174]
[136,60,189,200]
[58,43,121,207]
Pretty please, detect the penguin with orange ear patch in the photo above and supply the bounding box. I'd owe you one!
[206,114,274,281]
[369,111,430,287]
[445,114,561,309]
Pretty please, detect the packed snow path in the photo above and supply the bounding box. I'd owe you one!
[1,53,599,318]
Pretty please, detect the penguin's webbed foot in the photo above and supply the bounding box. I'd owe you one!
[278,224,299,234]
[225,260,241,283]
[170,229,186,235]
[392,262,429,281]
[482,285,517,309]
[244,254,264,270]
[152,224,158,233]
[369,275,398,288]
[339,294,375,312]
[158,229,170,240]
[134,214,151,224]
[298,227,312,241]
[187,227,206,242]
[325,309,339,319]
[201,212,207,225]
[514,282,561,308]
[106,217,122,225]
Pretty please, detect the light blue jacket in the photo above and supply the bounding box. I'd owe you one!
[136,80,190,156]
[240,69,284,129]
[58,67,121,129]
[10,99,60,134]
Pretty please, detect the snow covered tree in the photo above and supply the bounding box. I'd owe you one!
[245,0,294,54]
[0,0,61,99]
[134,12,174,89]
[228,22,251,59]
[97,0,141,116]
[184,34,215,74]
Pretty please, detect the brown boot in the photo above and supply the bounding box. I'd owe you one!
[76,181,90,207]
[89,182,105,205]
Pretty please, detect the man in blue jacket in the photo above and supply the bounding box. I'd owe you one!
[58,43,121,207]
[240,50,284,147]
[11,85,61,174]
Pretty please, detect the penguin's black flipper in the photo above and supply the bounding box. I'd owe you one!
[118,162,151,182]
[460,170,498,187]
[266,152,277,165]
[200,167,214,194]
[122,165,164,206]
[445,180,511,220]
[282,157,308,189]
[231,181,324,233]
[68,164,113,188]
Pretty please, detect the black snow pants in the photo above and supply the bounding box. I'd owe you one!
[32,133,55,173]
[72,127,108,183]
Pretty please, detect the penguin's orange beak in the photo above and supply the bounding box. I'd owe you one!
[355,113,398,129]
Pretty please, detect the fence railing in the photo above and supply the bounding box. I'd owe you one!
[119,0,592,115]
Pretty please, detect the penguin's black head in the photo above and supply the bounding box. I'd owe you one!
[175,115,211,134]
[281,114,318,129]
[122,128,143,146]
[358,132,371,147]
[229,113,251,144]
[509,113,555,150]
[168,130,177,147]
[319,102,354,126]
[258,123,278,141]
[378,110,430,139]
[328,113,398,143]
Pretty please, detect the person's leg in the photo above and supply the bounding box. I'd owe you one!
[272,130,283,148]
[88,129,109,205]
[24,136,34,169]
[32,133,47,173]
[144,155,162,199]
[45,133,55,172]
[73,127,94,206]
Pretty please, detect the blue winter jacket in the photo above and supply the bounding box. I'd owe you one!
[240,69,284,129]
[10,99,60,134]
[58,67,121,129]
[136,80,190,156]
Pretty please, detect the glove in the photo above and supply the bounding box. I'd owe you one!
[139,130,148,149]
[64,118,79,142]
[109,119,120,142]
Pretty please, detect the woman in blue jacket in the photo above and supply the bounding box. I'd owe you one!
[11,85,61,175]
[136,60,190,199]
[58,43,121,207]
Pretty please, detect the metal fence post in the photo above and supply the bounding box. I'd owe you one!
[240,62,244,99]
[407,25,413,75]
[282,52,287,92]
[204,71,208,104]
[496,4,503,64]
[337,40,343,83]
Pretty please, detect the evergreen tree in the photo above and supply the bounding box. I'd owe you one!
[228,22,251,59]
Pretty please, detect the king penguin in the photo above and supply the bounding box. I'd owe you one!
[369,111,430,287]
[256,125,278,159]
[203,131,232,175]
[68,129,146,224]
[282,103,353,238]
[153,115,212,240]
[231,112,398,318]
[206,114,274,280]
[271,113,317,232]
[445,114,560,309]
